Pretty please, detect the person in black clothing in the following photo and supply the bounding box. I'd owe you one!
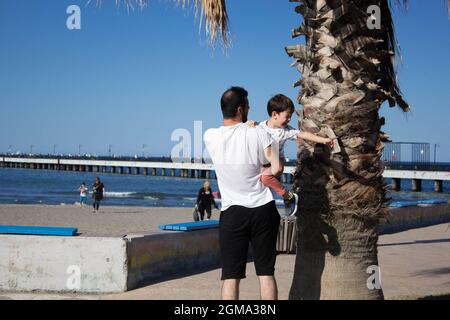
[196,181,219,220]
[92,177,105,213]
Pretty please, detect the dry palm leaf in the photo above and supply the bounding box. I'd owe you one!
[88,0,229,47]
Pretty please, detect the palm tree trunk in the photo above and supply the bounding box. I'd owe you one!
[286,0,408,300]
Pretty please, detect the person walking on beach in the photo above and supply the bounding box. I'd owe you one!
[204,86,281,300]
[195,180,219,220]
[78,182,88,207]
[92,177,105,213]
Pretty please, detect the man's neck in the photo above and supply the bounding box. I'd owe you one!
[223,118,242,127]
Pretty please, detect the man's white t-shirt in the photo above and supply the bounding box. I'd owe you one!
[258,121,300,159]
[204,123,274,211]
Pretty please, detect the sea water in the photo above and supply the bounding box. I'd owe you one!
[0,167,449,208]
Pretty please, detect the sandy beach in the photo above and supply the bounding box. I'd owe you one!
[0,204,206,237]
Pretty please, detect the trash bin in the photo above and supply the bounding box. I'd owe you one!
[276,216,297,254]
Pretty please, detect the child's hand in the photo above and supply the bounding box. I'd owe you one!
[246,120,258,128]
[324,138,336,147]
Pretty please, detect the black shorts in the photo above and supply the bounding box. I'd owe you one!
[219,201,280,280]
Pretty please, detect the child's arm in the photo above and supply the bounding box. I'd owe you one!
[297,131,335,147]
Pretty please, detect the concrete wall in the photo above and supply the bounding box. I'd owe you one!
[0,229,221,293]
[379,203,450,234]
[0,236,127,293]
[125,229,220,290]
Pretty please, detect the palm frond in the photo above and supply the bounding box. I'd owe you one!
[89,0,229,47]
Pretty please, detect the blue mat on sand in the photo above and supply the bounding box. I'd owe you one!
[417,199,448,205]
[159,220,219,231]
[389,201,418,208]
[0,225,78,236]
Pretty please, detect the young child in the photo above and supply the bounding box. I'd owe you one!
[248,94,335,217]
[78,182,88,207]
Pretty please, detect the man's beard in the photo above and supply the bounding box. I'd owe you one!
[242,112,248,123]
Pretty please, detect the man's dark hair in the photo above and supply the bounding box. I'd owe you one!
[267,94,294,116]
[221,86,248,119]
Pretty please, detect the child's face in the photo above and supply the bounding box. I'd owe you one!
[272,110,293,128]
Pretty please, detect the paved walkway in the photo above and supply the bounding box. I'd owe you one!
[1,223,449,300]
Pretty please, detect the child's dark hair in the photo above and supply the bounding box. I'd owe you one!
[267,94,294,116]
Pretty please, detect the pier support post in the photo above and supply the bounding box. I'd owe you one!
[412,179,422,192]
[102,166,107,173]
[392,178,401,191]
[143,168,148,175]
[170,169,175,177]
[125,167,131,175]
[434,180,443,193]
[152,168,157,176]
[117,167,123,174]
[205,171,210,179]
[110,166,116,174]
[161,169,166,176]
[193,170,198,179]
[134,167,139,175]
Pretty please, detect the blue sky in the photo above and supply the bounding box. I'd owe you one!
[0,1,449,161]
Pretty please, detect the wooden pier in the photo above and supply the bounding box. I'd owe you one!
[2,157,449,191]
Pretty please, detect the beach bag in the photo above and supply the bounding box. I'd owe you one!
[193,206,200,221]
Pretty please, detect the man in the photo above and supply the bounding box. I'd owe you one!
[204,86,281,300]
